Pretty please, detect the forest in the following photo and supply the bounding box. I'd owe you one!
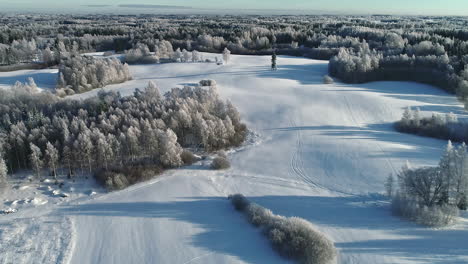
[1,14,467,99]
[0,80,247,189]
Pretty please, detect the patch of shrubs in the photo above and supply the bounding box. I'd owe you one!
[211,152,231,170]
[229,194,337,264]
[199,79,217,87]
[391,194,459,227]
[95,163,163,191]
[395,107,467,142]
[180,150,199,165]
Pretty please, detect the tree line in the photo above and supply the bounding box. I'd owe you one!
[394,107,468,143]
[1,14,467,66]
[1,13,468,100]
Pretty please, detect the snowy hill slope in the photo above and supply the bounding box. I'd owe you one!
[1,54,468,264]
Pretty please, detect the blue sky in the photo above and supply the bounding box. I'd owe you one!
[1,0,467,15]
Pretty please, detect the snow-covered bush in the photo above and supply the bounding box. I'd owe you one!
[96,164,163,191]
[181,150,198,165]
[395,107,468,142]
[104,172,129,190]
[229,194,337,264]
[323,75,334,84]
[391,193,459,227]
[12,77,39,94]
[211,155,230,170]
[199,79,217,87]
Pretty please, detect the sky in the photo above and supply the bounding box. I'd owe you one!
[0,0,467,16]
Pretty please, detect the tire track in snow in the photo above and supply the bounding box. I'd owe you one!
[341,94,398,176]
[287,111,333,192]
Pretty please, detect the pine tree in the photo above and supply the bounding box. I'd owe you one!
[401,106,412,127]
[271,51,277,71]
[385,174,394,197]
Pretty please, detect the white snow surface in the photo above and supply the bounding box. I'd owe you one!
[1,53,468,264]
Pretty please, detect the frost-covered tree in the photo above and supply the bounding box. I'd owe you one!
[222,47,231,64]
[439,141,454,203]
[400,107,412,127]
[173,48,183,62]
[144,81,161,101]
[62,145,74,178]
[192,50,200,62]
[159,129,183,168]
[42,47,55,66]
[45,142,59,180]
[29,143,43,179]
[385,174,394,197]
[183,49,191,62]
[398,166,446,207]
[0,153,7,186]
[12,78,39,94]
[413,107,421,127]
[76,132,93,174]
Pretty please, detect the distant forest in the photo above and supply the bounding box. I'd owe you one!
[0,14,467,100]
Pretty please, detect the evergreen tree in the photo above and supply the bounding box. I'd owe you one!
[401,106,412,127]
[271,51,277,71]
[385,174,394,197]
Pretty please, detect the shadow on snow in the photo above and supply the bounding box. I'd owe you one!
[0,71,57,89]
[62,195,468,264]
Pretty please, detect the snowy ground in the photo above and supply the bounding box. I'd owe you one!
[1,53,468,264]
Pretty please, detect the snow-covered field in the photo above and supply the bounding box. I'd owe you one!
[1,53,468,264]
